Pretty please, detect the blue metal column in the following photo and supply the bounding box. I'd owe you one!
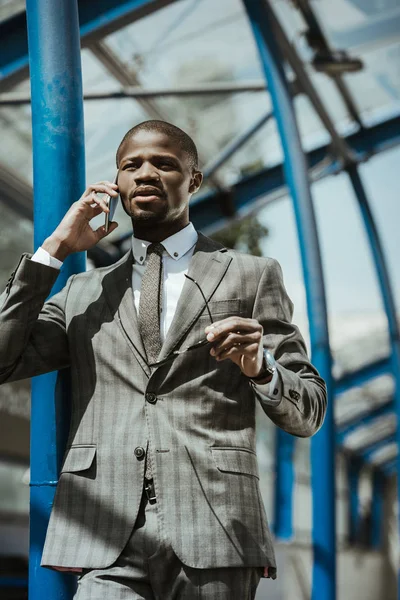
[242,2,334,598]
[273,430,295,539]
[371,470,384,548]
[347,458,362,544]
[347,164,400,594]
[26,1,86,598]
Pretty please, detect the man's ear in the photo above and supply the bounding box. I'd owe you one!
[189,170,203,194]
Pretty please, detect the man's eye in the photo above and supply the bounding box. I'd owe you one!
[158,161,176,170]
[124,165,137,171]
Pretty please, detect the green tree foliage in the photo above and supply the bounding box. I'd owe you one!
[211,216,268,257]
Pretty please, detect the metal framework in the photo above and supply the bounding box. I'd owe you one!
[242,3,334,599]
[0,0,399,598]
[26,0,86,597]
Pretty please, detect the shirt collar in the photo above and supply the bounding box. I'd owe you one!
[131,222,198,265]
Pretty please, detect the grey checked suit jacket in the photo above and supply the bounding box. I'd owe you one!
[0,233,326,577]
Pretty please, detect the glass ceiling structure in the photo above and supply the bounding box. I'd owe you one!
[1,0,400,598]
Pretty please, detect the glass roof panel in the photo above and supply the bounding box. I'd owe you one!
[105,0,263,86]
[0,0,25,23]
[312,0,400,125]
[335,374,394,426]
[343,414,396,450]
[274,0,400,130]
[369,442,397,465]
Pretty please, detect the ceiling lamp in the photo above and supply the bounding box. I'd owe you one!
[312,49,364,75]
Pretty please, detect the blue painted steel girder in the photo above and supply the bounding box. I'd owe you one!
[360,433,396,461]
[334,356,391,396]
[241,2,334,599]
[347,457,362,545]
[337,401,394,442]
[191,115,400,231]
[0,0,179,86]
[371,470,384,548]
[26,0,86,597]
[381,458,397,476]
[347,164,400,597]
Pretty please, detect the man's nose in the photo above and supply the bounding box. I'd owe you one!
[134,162,159,182]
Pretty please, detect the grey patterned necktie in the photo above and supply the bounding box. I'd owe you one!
[138,242,164,364]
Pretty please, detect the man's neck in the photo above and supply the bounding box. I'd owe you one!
[132,219,190,243]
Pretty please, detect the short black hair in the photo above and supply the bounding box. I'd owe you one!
[116,120,199,169]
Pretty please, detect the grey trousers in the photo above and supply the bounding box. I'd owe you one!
[74,491,262,600]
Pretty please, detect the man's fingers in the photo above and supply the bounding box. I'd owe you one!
[86,191,110,213]
[214,342,259,361]
[205,317,262,341]
[83,184,119,203]
[95,221,119,240]
[210,330,262,356]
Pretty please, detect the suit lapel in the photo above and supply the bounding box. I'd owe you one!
[157,233,232,363]
[101,250,151,377]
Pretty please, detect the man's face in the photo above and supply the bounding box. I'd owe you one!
[117,130,202,230]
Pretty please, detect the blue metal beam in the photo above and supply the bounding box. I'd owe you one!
[26,0,86,597]
[381,458,397,476]
[336,401,394,442]
[273,430,295,540]
[347,164,400,599]
[371,470,384,548]
[334,357,391,396]
[241,3,334,600]
[0,0,178,88]
[361,434,396,461]
[347,458,362,545]
[191,114,400,231]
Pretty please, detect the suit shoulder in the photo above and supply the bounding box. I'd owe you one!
[225,248,280,271]
[69,251,131,285]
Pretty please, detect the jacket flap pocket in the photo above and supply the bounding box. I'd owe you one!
[211,447,259,479]
[61,445,96,474]
[199,299,242,319]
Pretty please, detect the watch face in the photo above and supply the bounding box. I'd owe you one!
[264,350,276,374]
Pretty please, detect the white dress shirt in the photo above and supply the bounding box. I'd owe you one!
[131,222,198,342]
[31,221,278,391]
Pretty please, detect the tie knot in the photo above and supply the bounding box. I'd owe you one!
[147,242,164,258]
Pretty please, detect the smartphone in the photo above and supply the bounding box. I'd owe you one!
[104,172,119,233]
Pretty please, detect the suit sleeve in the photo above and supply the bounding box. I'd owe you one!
[0,254,73,384]
[250,258,327,437]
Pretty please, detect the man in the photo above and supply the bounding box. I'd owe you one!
[0,121,326,599]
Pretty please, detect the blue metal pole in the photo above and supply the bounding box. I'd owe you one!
[347,458,362,544]
[371,470,384,548]
[26,1,86,598]
[347,164,400,596]
[273,430,295,540]
[242,3,334,598]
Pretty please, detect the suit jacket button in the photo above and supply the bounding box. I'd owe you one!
[146,392,157,404]
[134,446,145,459]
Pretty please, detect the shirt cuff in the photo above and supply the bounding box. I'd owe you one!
[250,367,282,404]
[31,247,63,270]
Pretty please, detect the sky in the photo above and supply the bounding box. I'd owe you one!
[257,144,400,314]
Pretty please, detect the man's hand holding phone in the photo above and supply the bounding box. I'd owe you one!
[42,180,119,262]
[105,173,119,233]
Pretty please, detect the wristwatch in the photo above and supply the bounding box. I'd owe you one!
[250,349,277,383]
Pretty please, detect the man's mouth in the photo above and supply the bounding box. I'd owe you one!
[133,186,164,200]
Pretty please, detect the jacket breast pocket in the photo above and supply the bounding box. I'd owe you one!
[61,445,96,474]
[211,446,259,479]
[199,299,243,322]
